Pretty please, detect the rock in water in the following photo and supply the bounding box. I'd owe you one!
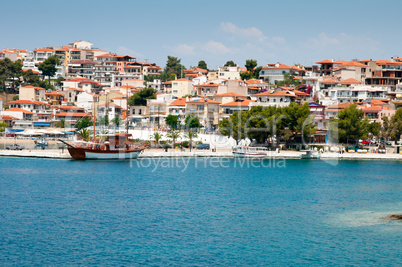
[388,214,402,220]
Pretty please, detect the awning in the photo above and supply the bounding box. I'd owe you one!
[34,122,51,126]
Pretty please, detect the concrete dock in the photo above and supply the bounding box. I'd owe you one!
[1,148,402,160]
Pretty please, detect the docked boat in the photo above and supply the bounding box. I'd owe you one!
[60,133,146,160]
[300,150,321,159]
[34,138,48,148]
[232,146,268,158]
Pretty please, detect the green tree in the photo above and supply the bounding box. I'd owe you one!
[153,131,163,145]
[56,77,65,88]
[0,120,7,132]
[391,108,402,141]
[12,95,19,101]
[98,116,109,126]
[245,59,257,71]
[368,121,381,139]
[165,114,179,129]
[128,87,157,106]
[381,116,393,140]
[224,60,236,67]
[161,56,185,81]
[55,118,70,128]
[21,69,42,87]
[166,130,181,148]
[277,73,302,87]
[77,128,93,141]
[38,56,60,89]
[218,104,315,145]
[185,130,198,152]
[240,59,262,80]
[111,116,121,127]
[0,58,12,90]
[185,114,200,129]
[331,104,368,144]
[197,60,208,70]
[0,58,22,93]
[75,116,93,130]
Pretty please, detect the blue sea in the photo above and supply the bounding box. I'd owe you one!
[0,157,401,266]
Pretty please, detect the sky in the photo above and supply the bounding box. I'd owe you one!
[2,0,402,70]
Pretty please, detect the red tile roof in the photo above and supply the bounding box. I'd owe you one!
[194,82,221,87]
[186,98,221,104]
[320,79,338,84]
[220,99,256,107]
[21,85,45,90]
[336,61,367,67]
[56,105,85,111]
[46,91,64,96]
[34,48,53,52]
[9,100,35,104]
[5,108,34,114]
[245,79,267,84]
[55,112,92,117]
[261,63,292,70]
[326,102,352,111]
[316,59,333,64]
[255,91,297,97]
[169,98,187,106]
[0,115,19,120]
[337,78,362,85]
[215,92,247,97]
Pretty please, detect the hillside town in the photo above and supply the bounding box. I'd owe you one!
[1,40,402,150]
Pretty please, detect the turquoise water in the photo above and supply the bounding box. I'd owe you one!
[0,157,401,265]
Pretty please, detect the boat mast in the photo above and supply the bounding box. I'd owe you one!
[126,85,129,134]
[93,95,96,141]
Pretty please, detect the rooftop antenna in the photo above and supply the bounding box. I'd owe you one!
[144,58,148,62]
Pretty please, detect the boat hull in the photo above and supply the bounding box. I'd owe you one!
[233,152,267,158]
[300,151,321,159]
[67,147,143,160]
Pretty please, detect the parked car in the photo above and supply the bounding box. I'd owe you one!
[380,140,392,146]
[197,143,210,150]
[6,134,15,137]
[362,139,370,145]
[6,144,25,150]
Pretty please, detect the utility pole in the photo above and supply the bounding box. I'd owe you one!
[157,104,160,130]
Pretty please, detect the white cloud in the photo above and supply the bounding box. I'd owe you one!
[220,22,267,41]
[202,41,232,54]
[115,46,144,58]
[164,43,195,55]
[272,36,286,44]
[308,33,340,47]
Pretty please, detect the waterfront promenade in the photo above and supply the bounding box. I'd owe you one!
[2,147,402,160]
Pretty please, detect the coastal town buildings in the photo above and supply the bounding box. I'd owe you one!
[1,40,402,145]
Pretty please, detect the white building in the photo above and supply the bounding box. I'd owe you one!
[171,78,194,97]
[76,92,99,112]
[69,41,93,50]
[218,66,242,80]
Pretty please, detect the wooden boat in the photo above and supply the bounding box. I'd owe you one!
[232,146,268,158]
[60,133,146,160]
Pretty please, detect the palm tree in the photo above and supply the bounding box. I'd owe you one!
[55,118,70,128]
[97,130,109,140]
[166,130,181,148]
[185,130,198,152]
[77,128,93,141]
[153,132,163,146]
